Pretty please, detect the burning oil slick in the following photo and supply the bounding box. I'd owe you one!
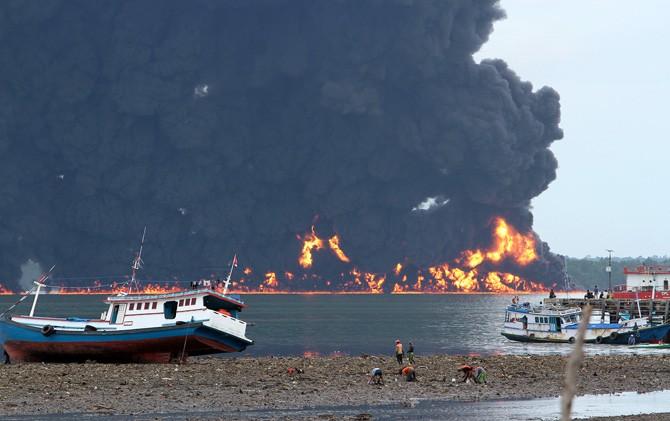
[0,1,563,292]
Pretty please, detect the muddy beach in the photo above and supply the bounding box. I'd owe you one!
[1,354,669,419]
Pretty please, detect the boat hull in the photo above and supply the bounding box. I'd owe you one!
[501,332,579,344]
[600,324,670,345]
[0,319,252,363]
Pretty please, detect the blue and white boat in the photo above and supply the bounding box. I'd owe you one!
[0,286,253,364]
[501,301,652,344]
[0,232,253,364]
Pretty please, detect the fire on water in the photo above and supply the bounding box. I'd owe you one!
[0,217,551,295]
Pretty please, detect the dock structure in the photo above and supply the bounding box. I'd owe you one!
[546,298,670,325]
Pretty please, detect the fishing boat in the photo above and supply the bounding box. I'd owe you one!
[501,301,650,344]
[0,231,253,363]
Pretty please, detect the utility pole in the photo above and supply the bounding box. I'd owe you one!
[606,249,614,293]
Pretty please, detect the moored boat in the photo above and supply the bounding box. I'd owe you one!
[501,301,649,344]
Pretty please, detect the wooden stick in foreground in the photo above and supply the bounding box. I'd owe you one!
[561,304,592,421]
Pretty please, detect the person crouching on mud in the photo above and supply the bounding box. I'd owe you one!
[394,339,404,365]
[458,365,487,384]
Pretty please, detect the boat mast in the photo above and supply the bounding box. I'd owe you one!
[223,254,237,295]
[29,265,55,317]
[128,226,147,295]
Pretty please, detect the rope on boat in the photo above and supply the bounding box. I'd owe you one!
[0,286,37,318]
[179,334,189,364]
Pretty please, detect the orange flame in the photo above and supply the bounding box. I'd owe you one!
[298,226,324,269]
[261,272,279,291]
[485,217,537,266]
[328,235,351,263]
[0,283,12,295]
[0,216,547,295]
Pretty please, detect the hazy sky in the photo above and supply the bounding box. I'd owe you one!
[476,0,670,258]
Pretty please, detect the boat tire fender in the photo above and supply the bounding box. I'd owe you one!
[41,325,55,336]
[84,325,97,332]
[568,337,575,344]
[595,336,603,344]
[610,332,618,340]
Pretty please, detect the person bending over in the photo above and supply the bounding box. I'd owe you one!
[368,367,384,385]
[400,365,417,382]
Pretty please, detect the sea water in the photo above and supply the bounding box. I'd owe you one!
[0,293,667,357]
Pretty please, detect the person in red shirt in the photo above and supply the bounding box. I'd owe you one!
[400,365,416,382]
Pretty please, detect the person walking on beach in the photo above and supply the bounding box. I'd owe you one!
[407,342,415,365]
[368,367,384,385]
[395,339,404,365]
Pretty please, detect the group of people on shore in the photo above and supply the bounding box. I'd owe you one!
[368,339,416,385]
[367,339,486,385]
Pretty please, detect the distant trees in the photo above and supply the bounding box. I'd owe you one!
[565,256,670,290]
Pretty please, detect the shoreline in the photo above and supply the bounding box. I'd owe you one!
[1,354,670,418]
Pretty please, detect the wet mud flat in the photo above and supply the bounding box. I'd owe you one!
[1,354,670,419]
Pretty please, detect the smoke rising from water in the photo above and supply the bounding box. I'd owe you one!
[0,0,564,287]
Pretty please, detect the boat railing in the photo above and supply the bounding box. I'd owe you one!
[203,309,247,338]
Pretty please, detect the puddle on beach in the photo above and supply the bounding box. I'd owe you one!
[9,390,670,420]
[407,390,670,420]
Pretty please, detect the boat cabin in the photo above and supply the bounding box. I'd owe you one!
[102,288,246,329]
[618,266,670,293]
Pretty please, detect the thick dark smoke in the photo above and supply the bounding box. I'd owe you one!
[0,0,564,288]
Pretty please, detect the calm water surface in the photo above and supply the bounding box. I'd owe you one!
[1,294,667,357]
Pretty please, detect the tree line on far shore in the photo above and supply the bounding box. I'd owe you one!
[563,256,670,290]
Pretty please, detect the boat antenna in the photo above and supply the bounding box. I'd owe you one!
[29,265,55,317]
[127,226,147,295]
[223,254,238,295]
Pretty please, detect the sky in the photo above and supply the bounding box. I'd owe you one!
[476,0,670,258]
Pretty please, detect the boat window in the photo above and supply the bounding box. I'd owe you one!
[178,299,184,307]
[191,298,196,305]
[129,303,134,311]
[152,302,157,309]
[534,317,538,323]
[164,301,177,319]
[137,303,143,311]
[144,302,149,310]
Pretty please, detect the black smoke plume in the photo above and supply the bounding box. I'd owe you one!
[0,0,564,289]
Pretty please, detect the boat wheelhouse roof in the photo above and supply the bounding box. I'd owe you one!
[506,303,580,316]
[105,288,245,311]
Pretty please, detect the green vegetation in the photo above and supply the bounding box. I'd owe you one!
[565,256,670,290]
